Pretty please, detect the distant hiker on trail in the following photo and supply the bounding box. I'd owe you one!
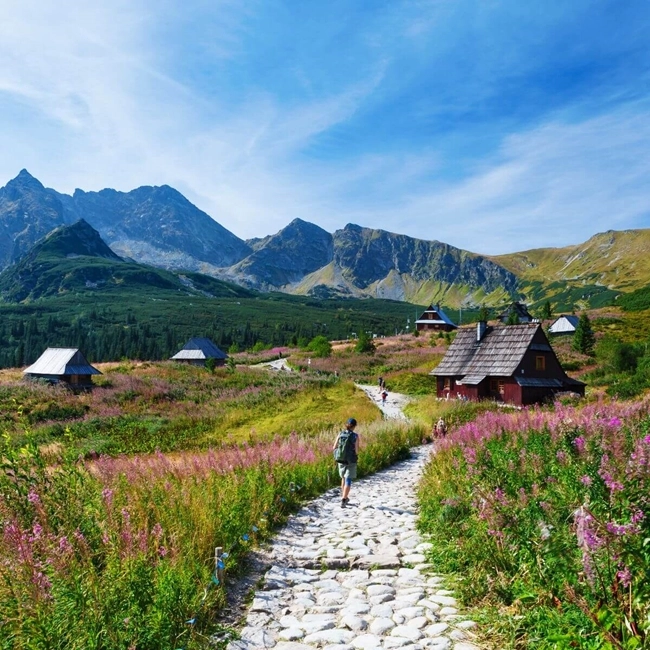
[434,417,447,438]
[378,376,385,390]
[333,418,359,508]
[381,390,388,405]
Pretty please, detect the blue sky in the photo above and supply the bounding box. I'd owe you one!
[1,0,650,254]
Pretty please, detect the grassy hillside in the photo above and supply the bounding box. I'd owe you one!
[491,228,650,293]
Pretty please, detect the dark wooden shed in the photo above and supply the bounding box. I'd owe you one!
[415,304,457,332]
[431,322,585,406]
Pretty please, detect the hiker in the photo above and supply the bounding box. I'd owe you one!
[333,418,359,508]
[378,376,385,390]
[381,390,388,405]
[434,417,447,438]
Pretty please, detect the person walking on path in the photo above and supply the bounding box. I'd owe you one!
[381,389,388,405]
[333,418,359,508]
[434,417,447,438]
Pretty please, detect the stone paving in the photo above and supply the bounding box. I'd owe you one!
[228,447,482,650]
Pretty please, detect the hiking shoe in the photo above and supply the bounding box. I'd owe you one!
[340,499,346,508]
[343,498,349,504]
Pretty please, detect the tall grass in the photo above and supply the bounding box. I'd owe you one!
[418,398,650,648]
[0,419,425,649]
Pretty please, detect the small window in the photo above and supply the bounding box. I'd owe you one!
[536,356,546,371]
[490,379,498,392]
[444,378,451,390]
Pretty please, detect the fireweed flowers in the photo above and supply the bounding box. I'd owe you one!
[0,418,422,648]
[418,398,650,646]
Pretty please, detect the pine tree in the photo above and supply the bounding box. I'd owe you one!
[541,300,553,320]
[573,313,596,355]
[507,310,520,325]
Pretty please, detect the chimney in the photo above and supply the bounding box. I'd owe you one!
[477,321,487,342]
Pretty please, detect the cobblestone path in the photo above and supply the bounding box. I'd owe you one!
[228,447,483,650]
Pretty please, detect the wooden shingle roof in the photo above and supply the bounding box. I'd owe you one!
[432,323,540,378]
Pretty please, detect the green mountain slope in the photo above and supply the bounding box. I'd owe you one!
[0,220,254,303]
[491,229,650,292]
[0,221,429,368]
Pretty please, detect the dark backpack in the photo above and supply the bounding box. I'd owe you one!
[334,430,357,464]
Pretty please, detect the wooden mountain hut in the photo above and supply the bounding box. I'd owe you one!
[498,301,534,324]
[23,348,101,388]
[415,303,457,332]
[548,314,579,335]
[170,337,228,367]
[431,322,585,406]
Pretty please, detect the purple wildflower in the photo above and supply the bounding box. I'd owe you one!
[27,490,41,505]
[617,566,632,587]
[573,436,586,453]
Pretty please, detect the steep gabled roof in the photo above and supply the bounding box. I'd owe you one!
[24,348,101,376]
[415,304,457,328]
[498,302,533,322]
[549,314,579,333]
[432,323,540,377]
[170,337,227,361]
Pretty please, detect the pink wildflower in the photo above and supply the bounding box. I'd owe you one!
[617,566,632,587]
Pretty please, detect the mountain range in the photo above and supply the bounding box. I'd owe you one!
[0,170,647,310]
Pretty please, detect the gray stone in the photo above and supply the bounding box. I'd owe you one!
[455,620,477,630]
[340,614,369,632]
[303,629,355,645]
[422,640,451,650]
[407,616,429,629]
[428,595,457,607]
[370,603,394,617]
[351,634,382,649]
[240,627,277,647]
[226,641,251,650]
[340,602,371,616]
[278,628,305,641]
[274,644,314,650]
[279,615,301,628]
[352,555,401,569]
[318,591,345,605]
[370,617,396,635]
[424,623,449,637]
[391,626,423,641]
[383,637,414,648]
[439,607,458,616]
[367,584,396,597]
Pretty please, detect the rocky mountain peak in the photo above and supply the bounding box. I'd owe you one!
[41,219,122,260]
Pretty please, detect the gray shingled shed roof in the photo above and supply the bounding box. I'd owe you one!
[24,348,101,376]
[170,337,228,361]
[431,323,540,377]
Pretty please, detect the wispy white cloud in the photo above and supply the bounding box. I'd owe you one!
[340,107,650,253]
[0,0,649,256]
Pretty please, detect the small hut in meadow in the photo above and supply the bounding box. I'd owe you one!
[415,303,457,332]
[170,337,228,367]
[548,314,579,335]
[23,348,101,387]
